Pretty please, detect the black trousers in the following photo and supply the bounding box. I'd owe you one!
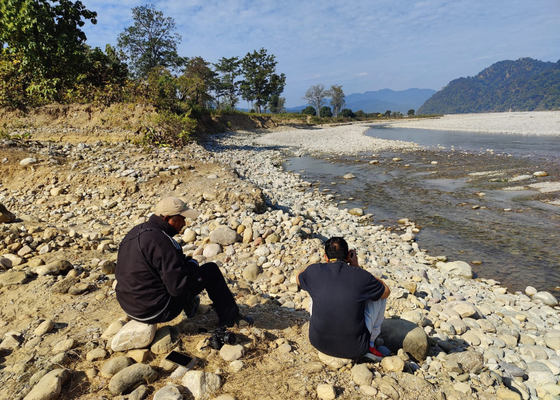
[147,262,239,325]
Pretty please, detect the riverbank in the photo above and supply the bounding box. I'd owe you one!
[388,111,560,135]
[0,129,559,399]
[251,123,424,156]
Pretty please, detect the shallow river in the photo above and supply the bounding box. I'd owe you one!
[284,126,560,298]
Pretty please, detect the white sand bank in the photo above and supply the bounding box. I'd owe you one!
[388,111,560,135]
[252,124,423,155]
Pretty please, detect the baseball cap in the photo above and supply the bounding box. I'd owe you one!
[155,197,201,219]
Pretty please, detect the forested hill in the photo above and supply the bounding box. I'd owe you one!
[418,58,560,114]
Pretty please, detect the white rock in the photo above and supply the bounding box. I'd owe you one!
[436,261,473,279]
[219,344,244,362]
[532,291,558,306]
[181,371,221,400]
[111,320,157,352]
[20,157,38,166]
[203,244,222,257]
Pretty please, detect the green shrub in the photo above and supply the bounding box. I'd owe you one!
[139,110,197,147]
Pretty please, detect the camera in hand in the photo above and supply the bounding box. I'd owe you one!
[209,327,236,350]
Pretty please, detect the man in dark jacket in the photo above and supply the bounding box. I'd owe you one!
[116,197,247,326]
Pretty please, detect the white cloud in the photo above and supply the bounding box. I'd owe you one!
[81,0,560,106]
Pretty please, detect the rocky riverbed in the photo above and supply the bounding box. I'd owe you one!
[0,123,559,400]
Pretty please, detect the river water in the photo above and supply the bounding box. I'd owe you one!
[283,125,560,298]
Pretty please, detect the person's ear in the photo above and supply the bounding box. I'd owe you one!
[323,254,329,262]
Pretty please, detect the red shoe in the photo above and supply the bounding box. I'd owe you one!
[363,346,383,362]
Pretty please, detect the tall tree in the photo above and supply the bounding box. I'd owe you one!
[303,84,332,116]
[177,56,216,108]
[240,48,285,113]
[329,85,345,117]
[214,56,242,110]
[268,95,286,113]
[117,4,185,78]
[0,0,97,98]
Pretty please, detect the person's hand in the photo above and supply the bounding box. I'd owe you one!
[348,249,359,267]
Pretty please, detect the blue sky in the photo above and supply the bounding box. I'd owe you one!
[81,0,560,107]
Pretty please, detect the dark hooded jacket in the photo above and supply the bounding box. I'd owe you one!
[115,214,198,321]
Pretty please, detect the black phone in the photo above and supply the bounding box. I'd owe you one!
[165,351,197,369]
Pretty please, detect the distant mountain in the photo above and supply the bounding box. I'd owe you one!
[287,88,436,114]
[418,58,560,115]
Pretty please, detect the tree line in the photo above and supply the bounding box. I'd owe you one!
[0,2,286,114]
[300,84,416,118]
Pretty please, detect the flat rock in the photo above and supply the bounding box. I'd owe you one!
[50,276,80,294]
[0,271,28,287]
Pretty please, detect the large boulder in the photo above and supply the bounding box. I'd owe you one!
[378,318,430,361]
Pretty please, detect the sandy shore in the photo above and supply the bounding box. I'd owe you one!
[252,124,423,156]
[388,111,560,135]
[251,111,560,156]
